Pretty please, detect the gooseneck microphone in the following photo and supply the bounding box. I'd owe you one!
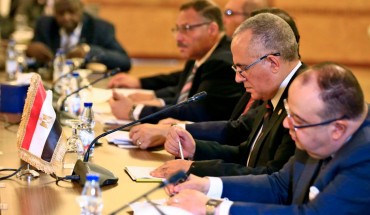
[109,170,188,215]
[59,67,121,111]
[72,91,207,187]
[83,91,207,162]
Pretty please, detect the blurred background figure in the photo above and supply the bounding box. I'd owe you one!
[25,0,131,72]
[223,0,269,37]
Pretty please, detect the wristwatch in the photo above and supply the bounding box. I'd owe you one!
[206,199,223,215]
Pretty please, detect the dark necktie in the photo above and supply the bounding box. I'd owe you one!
[262,100,273,129]
[247,100,273,167]
[241,98,256,116]
[177,64,197,103]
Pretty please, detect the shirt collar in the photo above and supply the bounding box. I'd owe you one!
[59,22,83,47]
[194,32,225,68]
[271,61,302,109]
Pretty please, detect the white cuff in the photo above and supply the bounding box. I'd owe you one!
[133,104,144,120]
[206,177,223,198]
[217,199,233,215]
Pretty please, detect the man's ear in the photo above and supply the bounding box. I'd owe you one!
[268,54,280,73]
[208,22,219,35]
[331,120,347,140]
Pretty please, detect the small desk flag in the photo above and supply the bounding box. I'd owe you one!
[17,74,67,174]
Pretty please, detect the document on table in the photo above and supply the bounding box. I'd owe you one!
[125,166,164,182]
[94,112,132,127]
[104,131,138,148]
[130,199,192,215]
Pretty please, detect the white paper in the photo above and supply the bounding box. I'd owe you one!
[95,112,132,125]
[130,199,192,215]
[104,131,138,148]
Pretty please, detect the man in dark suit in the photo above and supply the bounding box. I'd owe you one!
[151,13,303,178]
[26,0,131,71]
[128,7,301,149]
[165,63,370,215]
[106,0,270,90]
[109,0,244,124]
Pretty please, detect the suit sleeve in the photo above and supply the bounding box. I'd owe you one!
[139,59,244,123]
[140,71,182,90]
[186,106,259,145]
[88,22,131,71]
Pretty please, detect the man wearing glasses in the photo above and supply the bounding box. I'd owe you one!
[109,0,244,123]
[151,13,306,178]
[164,62,370,215]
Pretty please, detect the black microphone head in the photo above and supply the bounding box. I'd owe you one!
[187,91,207,103]
[159,170,188,188]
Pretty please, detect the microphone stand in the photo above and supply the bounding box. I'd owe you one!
[109,183,164,215]
[72,92,206,187]
[109,170,188,215]
[83,91,207,162]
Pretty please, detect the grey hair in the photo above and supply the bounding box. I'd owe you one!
[233,13,298,61]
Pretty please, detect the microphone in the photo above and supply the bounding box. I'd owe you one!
[83,91,208,162]
[72,91,207,187]
[109,170,188,215]
[59,67,121,111]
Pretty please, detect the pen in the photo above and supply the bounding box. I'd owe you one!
[178,139,184,160]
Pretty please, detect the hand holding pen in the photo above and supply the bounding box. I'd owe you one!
[164,125,196,159]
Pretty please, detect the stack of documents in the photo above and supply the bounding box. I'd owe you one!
[104,131,138,148]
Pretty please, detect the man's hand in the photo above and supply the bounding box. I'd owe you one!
[165,126,196,158]
[159,117,183,125]
[66,44,88,59]
[128,93,163,107]
[108,90,133,120]
[26,42,53,63]
[128,92,156,102]
[166,189,209,215]
[108,73,141,88]
[150,159,192,178]
[165,174,210,196]
[129,123,171,149]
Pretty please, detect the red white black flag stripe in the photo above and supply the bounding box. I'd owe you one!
[17,74,67,174]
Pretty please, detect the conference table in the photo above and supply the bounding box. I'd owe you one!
[0,72,174,215]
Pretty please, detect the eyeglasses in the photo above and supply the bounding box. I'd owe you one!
[224,9,249,17]
[232,53,280,78]
[171,22,211,34]
[283,99,347,130]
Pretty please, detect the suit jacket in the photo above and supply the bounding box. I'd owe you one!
[140,71,182,91]
[32,13,131,70]
[221,106,370,214]
[188,64,306,177]
[139,36,244,123]
[186,92,262,145]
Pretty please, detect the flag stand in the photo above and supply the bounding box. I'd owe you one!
[16,164,40,182]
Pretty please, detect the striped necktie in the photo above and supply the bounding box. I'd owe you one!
[247,100,273,167]
[177,64,197,103]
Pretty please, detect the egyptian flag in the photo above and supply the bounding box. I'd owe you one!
[17,74,67,174]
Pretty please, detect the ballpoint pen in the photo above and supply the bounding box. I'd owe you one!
[178,139,184,160]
